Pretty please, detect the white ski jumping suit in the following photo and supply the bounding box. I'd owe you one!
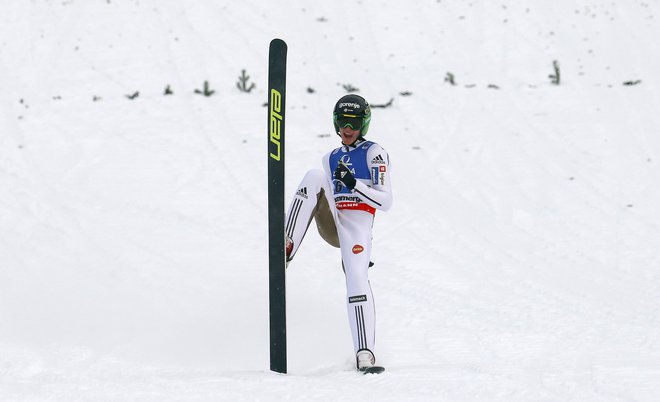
[285,139,393,356]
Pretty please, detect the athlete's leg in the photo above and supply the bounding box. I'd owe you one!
[285,169,337,261]
[337,211,376,356]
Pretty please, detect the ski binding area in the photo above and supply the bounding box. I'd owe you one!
[361,366,386,375]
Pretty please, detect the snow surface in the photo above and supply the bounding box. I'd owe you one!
[1,0,660,400]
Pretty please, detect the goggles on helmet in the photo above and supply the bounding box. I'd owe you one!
[334,114,364,130]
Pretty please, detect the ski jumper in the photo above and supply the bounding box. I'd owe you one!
[285,139,393,356]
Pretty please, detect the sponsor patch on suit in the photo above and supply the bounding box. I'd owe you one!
[349,295,368,303]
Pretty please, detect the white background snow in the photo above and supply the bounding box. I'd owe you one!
[1,0,659,400]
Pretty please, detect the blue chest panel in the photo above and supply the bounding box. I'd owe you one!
[329,141,374,194]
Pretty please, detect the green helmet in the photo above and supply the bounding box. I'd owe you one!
[333,94,372,136]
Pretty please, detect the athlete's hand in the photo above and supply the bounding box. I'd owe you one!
[334,163,356,190]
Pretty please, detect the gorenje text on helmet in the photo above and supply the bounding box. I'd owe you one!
[338,102,361,110]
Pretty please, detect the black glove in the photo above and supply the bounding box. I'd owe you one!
[334,163,356,190]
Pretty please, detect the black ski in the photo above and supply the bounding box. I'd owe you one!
[361,366,386,375]
[267,38,288,374]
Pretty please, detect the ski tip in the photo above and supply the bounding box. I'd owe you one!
[270,38,287,48]
[361,366,385,375]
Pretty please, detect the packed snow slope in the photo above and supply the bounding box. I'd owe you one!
[1,1,659,400]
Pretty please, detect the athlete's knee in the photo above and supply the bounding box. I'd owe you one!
[295,169,327,200]
[343,262,369,282]
[302,169,325,184]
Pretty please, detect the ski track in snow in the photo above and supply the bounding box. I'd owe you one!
[1,1,660,401]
